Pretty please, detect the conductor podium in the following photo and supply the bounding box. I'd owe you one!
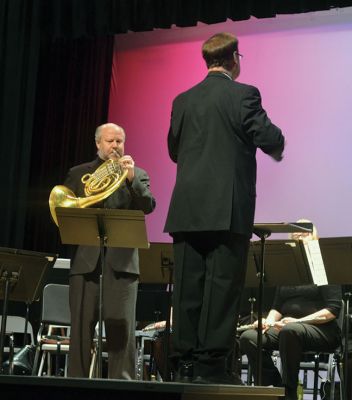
[55,206,149,378]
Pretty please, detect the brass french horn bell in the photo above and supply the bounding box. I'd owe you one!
[49,159,128,226]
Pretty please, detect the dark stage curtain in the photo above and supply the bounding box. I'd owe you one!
[0,0,41,248]
[24,35,114,254]
[2,0,352,253]
[38,0,352,35]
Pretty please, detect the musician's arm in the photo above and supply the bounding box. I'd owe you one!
[281,308,336,325]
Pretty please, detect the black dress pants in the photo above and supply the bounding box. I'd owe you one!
[172,231,249,380]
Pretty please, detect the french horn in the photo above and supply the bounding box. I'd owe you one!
[49,158,128,226]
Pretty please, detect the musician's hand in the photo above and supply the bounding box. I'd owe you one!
[270,317,299,331]
[255,318,282,332]
[252,319,259,329]
[253,319,272,332]
[119,155,135,182]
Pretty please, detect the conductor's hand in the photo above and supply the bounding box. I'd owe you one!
[270,139,286,162]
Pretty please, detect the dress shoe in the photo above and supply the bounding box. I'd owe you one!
[175,361,193,383]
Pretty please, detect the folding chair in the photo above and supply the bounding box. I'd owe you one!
[300,300,345,400]
[32,284,71,376]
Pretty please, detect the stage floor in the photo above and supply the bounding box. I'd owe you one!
[0,375,285,400]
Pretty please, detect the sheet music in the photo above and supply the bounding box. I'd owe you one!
[303,240,328,286]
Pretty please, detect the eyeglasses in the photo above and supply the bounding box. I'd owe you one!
[234,51,243,60]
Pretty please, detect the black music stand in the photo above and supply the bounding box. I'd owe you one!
[251,222,313,385]
[0,247,57,373]
[56,207,149,379]
[139,243,174,381]
[319,236,352,400]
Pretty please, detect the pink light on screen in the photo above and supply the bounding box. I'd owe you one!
[109,11,352,242]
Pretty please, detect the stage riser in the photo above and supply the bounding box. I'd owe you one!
[0,386,284,400]
[0,376,284,400]
[0,385,181,400]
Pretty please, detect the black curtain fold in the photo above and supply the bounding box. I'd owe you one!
[0,0,41,248]
[24,35,114,254]
[38,0,352,38]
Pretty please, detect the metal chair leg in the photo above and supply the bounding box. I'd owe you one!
[8,332,14,375]
[313,353,320,400]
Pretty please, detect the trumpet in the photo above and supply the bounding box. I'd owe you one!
[49,157,128,226]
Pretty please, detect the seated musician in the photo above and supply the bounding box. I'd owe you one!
[239,221,342,400]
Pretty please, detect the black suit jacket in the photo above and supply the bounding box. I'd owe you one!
[164,72,285,237]
[64,157,156,275]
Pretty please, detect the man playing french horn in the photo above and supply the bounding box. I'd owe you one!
[64,123,156,379]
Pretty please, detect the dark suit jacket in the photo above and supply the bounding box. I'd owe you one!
[64,157,156,276]
[164,72,285,237]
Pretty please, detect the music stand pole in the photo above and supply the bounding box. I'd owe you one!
[253,229,271,386]
[343,292,351,400]
[162,266,173,381]
[23,303,30,346]
[246,297,256,385]
[97,214,107,379]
